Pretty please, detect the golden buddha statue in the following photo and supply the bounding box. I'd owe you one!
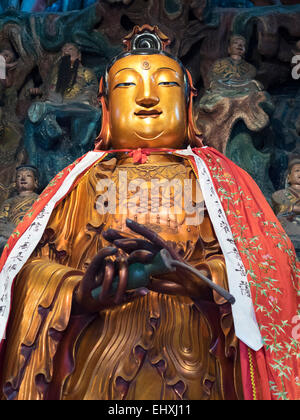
[0,26,299,401]
[0,26,239,401]
[0,165,38,255]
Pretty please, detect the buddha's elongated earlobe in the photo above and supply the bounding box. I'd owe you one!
[94,77,112,150]
[185,69,204,148]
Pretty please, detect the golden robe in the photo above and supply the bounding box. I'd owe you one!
[1,154,242,400]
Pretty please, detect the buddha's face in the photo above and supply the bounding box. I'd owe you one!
[107,54,188,149]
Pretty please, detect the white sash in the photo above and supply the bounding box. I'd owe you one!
[177,147,263,351]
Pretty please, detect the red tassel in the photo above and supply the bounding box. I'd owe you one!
[129,148,151,164]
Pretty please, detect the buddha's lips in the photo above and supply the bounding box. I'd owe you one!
[134,109,162,118]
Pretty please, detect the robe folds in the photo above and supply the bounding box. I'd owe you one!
[0,146,299,400]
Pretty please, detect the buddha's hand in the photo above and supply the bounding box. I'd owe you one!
[102,219,211,297]
[74,246,148,313]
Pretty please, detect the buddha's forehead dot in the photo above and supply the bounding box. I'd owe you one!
[141,60,151,70]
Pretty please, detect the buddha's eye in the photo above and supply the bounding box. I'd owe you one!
[114,82,136,88]
[158,81,179,86]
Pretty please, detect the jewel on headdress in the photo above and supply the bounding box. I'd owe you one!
[122,24,171,53]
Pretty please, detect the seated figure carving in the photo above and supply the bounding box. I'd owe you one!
[0,48,19,132]
[272,158,300,257]
[0,26,298,401]
[208,34,263,97]
[24,43,101,189]
[0,165,38,255]
[0,48,25,207]
[196,34,274,201]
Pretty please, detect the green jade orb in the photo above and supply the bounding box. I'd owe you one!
[91,251,172,300]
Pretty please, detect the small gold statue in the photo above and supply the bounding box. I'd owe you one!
[272,158,300,254]
[208,34,263,95]
[25,42,101,189]
[0,48,24,207]
[0,165,38,254]
[196,34,273,200]
[28,42,98,106]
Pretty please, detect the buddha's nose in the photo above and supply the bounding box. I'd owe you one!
[136,95,160,108]
[135,82,159,108]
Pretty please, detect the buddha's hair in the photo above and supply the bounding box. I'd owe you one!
[95,49,203,150]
